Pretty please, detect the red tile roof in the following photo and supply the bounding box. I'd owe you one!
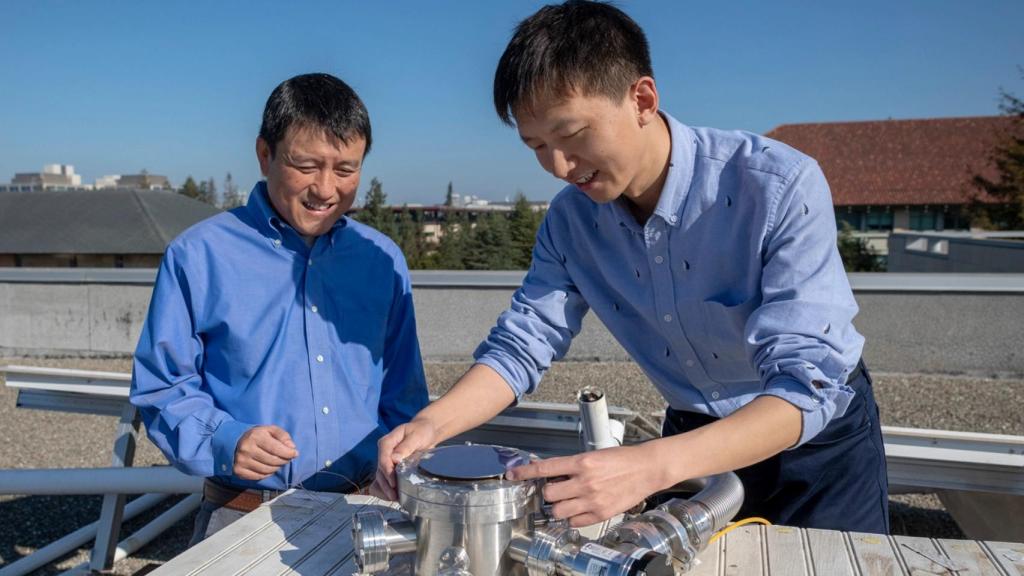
[765,116,1017,207]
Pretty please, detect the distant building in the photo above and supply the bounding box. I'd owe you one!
[95,175,121,189]
[888,231,1024,273]
[115,170,172,190]
[0,164,91,192]
[0,189,220,268]
[767,116,1013,233]
[348,201,550,243]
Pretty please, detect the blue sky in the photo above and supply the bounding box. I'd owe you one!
[2,1,1022,205]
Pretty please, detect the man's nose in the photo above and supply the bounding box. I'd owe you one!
[311,170,335,198]
[549,149,574,180]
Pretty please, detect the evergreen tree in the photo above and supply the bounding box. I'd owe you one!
[837,222,882,272]
[221,172,245,209]
[508,193,542,269]
[444,181,455,207]
[179,176,201,201]
[396,207,424,268]
[434,209,468,270]
[969,80,1024,230]
[355,177,396,237]
[466,212,512,269]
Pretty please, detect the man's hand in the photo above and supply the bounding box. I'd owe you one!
[234,425,298,480]
[506,444,667,527]
[369,418,439,500]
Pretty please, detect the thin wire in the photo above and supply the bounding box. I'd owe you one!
[707,517,772,544]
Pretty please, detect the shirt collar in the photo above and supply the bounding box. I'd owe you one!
[245,181,349,245]
[652,111,696,228]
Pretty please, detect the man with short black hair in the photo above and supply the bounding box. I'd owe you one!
[374,1,888,534]
[132,73,428,544]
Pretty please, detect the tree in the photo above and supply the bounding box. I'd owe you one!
[179,176,215,204]
[355,177,396,237]
[969,78,1024,230]
[837,222,882,272]
[508,193,542,269]
[444,181,455,207]
[221,172,244,209]
[396,208,425,268]
[465,212,512,270]
[433,209,468,270]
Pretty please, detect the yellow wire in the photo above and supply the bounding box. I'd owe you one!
[707,517,773,544]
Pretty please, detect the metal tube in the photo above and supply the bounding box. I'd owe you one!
[57,494,201,575]
[0,493,168,576]
[0,466,202,495]
[577,387,623,451]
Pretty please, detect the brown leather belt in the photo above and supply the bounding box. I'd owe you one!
[203,479,286,513]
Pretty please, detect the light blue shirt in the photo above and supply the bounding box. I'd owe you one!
[131,182,428,491]
[475,113,863,446]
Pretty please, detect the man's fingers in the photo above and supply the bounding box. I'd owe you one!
[267,426,297,449]
[255,430,298,460]
[248,448,291,468]
[541,477,584,503]
[506,455,576,481]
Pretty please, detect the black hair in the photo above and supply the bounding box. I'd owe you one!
[494,0,653,126]
[259,73,372,156]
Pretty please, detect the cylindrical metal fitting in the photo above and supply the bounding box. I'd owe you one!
[352,510,418,573]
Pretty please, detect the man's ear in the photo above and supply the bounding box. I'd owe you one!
[633,76,660,127]
[256,137,272,177]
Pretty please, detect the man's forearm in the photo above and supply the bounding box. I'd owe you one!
[649,395,802,489]
[414,363,517,442]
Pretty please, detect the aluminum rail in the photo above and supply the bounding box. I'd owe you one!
[57,494,202,576]
[2,268,1024,293]
[0,466,203,495]
[0,493,168,576]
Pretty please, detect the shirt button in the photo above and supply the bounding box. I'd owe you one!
[711,391,720,400]
[325,460,333,467]
[308,258,313,266]
[322,406,330,415]
[221,464,227,472]
[685,359,694,367]
[670,215,678,223]
[316,354,324,363]
[311,305,318,313]
[273,239,281,247]
[654,255,664,264]
[663,314,672,323]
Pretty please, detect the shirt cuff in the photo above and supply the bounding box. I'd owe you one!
[761,376,854,447]
[211,419,253,478]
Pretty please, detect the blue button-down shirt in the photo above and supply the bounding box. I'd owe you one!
[475,113,863,446]
[131,182,428,490]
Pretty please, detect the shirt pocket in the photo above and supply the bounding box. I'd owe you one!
[686,298,759,384]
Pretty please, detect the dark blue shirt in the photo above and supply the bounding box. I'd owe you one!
[131,182,428,490]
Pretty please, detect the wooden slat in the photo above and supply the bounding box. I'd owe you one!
[936,539,1004,575]
[805,528,857,576]
[982,540,1024,576]
[724,525,766,576]
[765,526,810,576]
[893,535,954,575]
[849,532,902,576]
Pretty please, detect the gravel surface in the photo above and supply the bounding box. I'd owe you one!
[2,356,1021,575]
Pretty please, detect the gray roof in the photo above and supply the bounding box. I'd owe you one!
[0,189,222,254]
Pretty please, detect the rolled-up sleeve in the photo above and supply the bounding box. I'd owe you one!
[748,159,865,446]
[473,212,590,398]
[130,245,251,477]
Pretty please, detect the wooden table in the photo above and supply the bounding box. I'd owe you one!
[152,490,1024,575]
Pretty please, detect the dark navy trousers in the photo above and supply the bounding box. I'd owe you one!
[662,360,890,534]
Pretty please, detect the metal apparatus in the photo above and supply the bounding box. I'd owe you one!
[352,388,745,575]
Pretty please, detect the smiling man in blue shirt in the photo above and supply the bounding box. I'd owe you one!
[131,73,428,544]
[374,1,888,534]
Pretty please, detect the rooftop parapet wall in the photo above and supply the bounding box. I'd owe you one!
[0,269,1022,376]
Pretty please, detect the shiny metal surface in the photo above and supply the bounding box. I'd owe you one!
[397,444,541,576]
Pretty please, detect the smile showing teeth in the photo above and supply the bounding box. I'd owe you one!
[302,201,332,211]
[575,170,597,185]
